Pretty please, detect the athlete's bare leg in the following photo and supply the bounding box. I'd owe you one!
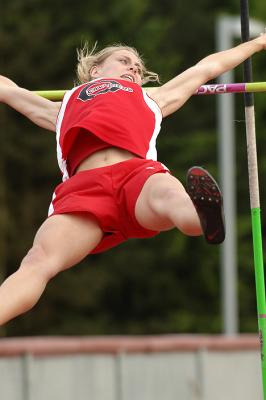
[0,213,103,326]
[135,173,202,235]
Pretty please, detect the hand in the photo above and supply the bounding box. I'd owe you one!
[258,31,266,50]
[0,75,18,88]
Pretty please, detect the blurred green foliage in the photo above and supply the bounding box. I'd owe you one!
[0,0,266,336]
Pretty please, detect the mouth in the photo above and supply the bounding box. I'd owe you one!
[120,74,135,83]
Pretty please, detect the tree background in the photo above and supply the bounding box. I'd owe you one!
[0,0,266,336]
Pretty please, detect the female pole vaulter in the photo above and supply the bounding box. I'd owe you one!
[0,33,266,325]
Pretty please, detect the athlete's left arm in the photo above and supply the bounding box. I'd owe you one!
[147,33,266,117]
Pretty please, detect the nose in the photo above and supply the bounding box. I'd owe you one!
[129,65,137,74]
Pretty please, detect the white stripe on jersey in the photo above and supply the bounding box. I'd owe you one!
[48,192,56,216]
[56,86,80,181]
[142,89,162,161]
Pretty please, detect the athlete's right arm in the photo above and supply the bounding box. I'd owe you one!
[0,75,61,132]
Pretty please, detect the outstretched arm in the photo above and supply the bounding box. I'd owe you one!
[148,33,266,117]
[0,75,61,132]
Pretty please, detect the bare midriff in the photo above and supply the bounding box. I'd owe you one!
[75,147,138,173]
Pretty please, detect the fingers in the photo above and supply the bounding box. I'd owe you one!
[257,31,266,49]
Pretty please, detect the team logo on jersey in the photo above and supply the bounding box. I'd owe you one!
[77,79,133,101]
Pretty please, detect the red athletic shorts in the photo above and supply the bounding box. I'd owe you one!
[48,158,170,254]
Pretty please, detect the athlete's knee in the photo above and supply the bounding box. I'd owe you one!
[20,244,58,281]
[148,185,190,217]
[22,245,46,264]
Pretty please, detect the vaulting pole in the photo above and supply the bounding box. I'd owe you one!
[34,82,266,101]
[35,90,66,101]
[196,82,266,94]
[240,0,266,397]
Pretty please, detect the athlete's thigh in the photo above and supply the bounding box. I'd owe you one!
[32,212,103,272]
[135,172,187,231]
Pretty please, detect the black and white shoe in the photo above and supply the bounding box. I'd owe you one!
[186,166,225,245]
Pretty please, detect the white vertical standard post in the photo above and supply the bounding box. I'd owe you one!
[215,16,264,335]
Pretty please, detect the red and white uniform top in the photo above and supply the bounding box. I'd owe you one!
[56,78,163,181]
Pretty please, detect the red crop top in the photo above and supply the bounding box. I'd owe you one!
[67,129,111,176]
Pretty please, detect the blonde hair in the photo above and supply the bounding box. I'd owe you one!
[76,42,160,85]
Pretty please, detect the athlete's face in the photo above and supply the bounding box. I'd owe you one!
[90,50,143,86]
